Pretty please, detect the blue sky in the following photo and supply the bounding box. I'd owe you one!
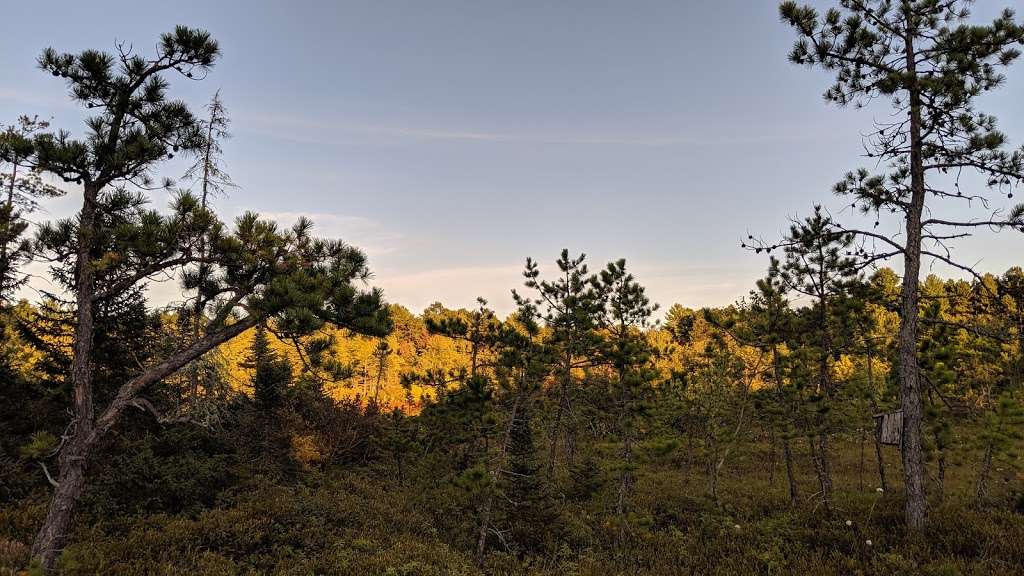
[2,1,1022,314]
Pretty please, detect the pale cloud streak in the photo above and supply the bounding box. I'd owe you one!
[374,260,756,318]
[239,109,813,149]
[373,264,526,315]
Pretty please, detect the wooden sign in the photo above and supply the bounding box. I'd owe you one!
[873,410,903,446]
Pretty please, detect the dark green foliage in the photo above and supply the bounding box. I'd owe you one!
[567,454,604,502]
[1,263,1023,574]
[32,26,219,187]
[4,433,1022,575]
[245,324,292,411]
[515,250,605,472]
[596,259,658,517]
[975,392,1024,503]
[41,475,479,576]
[501,402,556,556]
[0,116,62,303]
[81,424,236,518]
[376,408,417,485]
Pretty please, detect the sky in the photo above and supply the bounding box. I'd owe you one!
[2,0,1023,316]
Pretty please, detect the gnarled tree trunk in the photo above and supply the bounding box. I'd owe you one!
[31,181,100,572]
[31,306,256,571]
[30,433,92,571]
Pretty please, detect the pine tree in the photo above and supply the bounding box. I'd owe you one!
[681,331,749,502]
[371,338,391,404]
[20,29,391,568]
[777,206,859,513]
[0,116,62,304]
[182,91,234,404]
[245,324,292,411]
[467,293,550,565]
[975,391,1024,505]
[377,408,416,486]
[746,258,801,505]
[514,250,603,475]
[779,0,1024,529]
[852,273,900,493]
[502,400,555,556]
[595,259,657,524]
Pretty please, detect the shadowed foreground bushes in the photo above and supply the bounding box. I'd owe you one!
[3,445,1022,575]
[34,475,476,576]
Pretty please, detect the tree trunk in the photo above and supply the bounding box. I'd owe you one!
[975,443,994,506]
[187,118,216,398]
[707,433,719,502]
[899,24,928,531]
[932,426,946,502]
[873,429,888,493]
[616,366,633,517]
[782,436,799,505]
[813,264,834,512]
[546,382,565,477]
[0,160,17,299]
[30,432,91,571]
[807,434,831,513]
[476,392,522,566]
[474,498,494,568]
[547,354,573,476]
[859,427,866,492]
[867,351,888,493]
[818,432,834,511]
[771,345,799,505]
[812,280,834,513]
[616,432,634,542]
[31,181,100,571]
[563,352,577,469]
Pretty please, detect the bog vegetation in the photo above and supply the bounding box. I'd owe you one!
[2,2,1024,575]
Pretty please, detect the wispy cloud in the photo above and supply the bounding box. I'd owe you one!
[356,125,709,147]
[239,109,797,149]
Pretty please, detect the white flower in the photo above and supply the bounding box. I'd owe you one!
[875,487,884,493]
[845,520,853,527]
[734,524,741,530]
[866,540,873,546]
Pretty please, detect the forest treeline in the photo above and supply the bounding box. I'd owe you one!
[2,1,1024,574]
[3,252,1024,574]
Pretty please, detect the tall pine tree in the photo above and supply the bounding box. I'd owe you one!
[779,0,1024,529]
